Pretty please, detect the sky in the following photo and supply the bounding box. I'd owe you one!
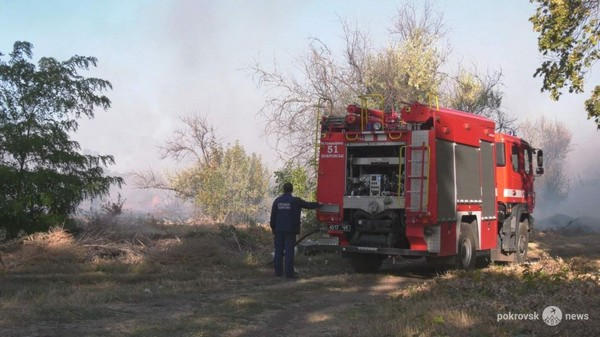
[1,0,598,216]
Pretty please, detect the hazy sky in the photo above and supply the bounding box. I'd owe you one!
[1,0,599,214]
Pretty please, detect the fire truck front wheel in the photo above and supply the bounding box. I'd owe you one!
[515,219,529,263]
[347,253,384,273]
[457,224,477,270]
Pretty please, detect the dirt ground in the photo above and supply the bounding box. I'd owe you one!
[0,225,598,337]
[0,252,438,336]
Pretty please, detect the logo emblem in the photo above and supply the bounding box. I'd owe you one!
[277,202,291,210]
[542,306,562,326]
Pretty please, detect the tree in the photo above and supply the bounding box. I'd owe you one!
[519,117,572,203]
[366,3,447,110]
[252,4,447,172]
[272,162,312,200]
[136,114,269,224]
[445,68,516,133]
[0,41,123,237]
[530,0,600,128]
[253,3,513,189]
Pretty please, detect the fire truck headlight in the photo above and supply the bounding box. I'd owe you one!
[373,122,382,130]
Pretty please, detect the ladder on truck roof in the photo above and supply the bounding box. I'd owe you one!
[405,144,430,213]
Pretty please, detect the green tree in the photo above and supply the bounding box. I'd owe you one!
[365,4,446,110]
[530,0,600,127]
[272,162,312,200]
[0,41,123,237]
[137,114,269,224]
[171,142,269,223]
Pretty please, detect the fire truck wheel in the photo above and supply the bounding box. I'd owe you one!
[516,219,529,263]
[457,225,477,270]
[348,254,383,273]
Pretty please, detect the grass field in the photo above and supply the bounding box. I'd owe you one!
[0,220,598,337]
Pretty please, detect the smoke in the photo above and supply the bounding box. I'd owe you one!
[537,165,600,219]
[533,142,600,221]
[72,1,309,214]
[8,1,598,218]
[98,1,600,219]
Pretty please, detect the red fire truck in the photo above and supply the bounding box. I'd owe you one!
[316,101,543,271]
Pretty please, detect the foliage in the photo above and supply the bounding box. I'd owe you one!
[171,142,269,223]
[253,4,514,187]
[365,4,446,110]
[519,117,572,202]
[0,41,122,238]
[252,5,446,164]
[530,0,600,127]
[272,162,312,199]
[446,69,516,133]
[137,114,269,224]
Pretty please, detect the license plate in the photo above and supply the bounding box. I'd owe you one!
[329,224,352,232]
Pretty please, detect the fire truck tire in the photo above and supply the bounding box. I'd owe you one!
[515,219,529,263]
[348,254,383,273]
[457,224,477,270]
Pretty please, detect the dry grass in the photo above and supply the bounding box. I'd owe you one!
[10,227,86,268]
[1,222,598,337]
[0,218,281,337]
[340,232,600,337]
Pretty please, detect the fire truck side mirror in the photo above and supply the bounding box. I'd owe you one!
[536,149,544,175]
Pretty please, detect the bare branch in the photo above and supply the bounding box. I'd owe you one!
[132,170,180,193]
[520,117,572,201]
[445,66,516,132]
[390,2,446,44]
[251,2,451,171]
[159,114,221,167]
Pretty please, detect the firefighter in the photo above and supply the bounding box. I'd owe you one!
[270,182,320,279]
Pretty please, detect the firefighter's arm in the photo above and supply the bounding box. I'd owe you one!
[269,200,277,234]
[298,198,321,210]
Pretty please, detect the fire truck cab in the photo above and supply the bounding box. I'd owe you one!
[316,102,543,271]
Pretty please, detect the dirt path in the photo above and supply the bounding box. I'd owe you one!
[243,276,408,337]
[1,257,440,337]
[235,260,440,337]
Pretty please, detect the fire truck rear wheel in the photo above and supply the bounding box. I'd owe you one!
[515,219,529,263]
[457,224,477,270]
[348,254,384,273]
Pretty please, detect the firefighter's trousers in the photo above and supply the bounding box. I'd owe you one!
[274,232,295,278]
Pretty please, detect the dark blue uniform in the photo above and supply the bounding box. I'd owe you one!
[270,193,319,278]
